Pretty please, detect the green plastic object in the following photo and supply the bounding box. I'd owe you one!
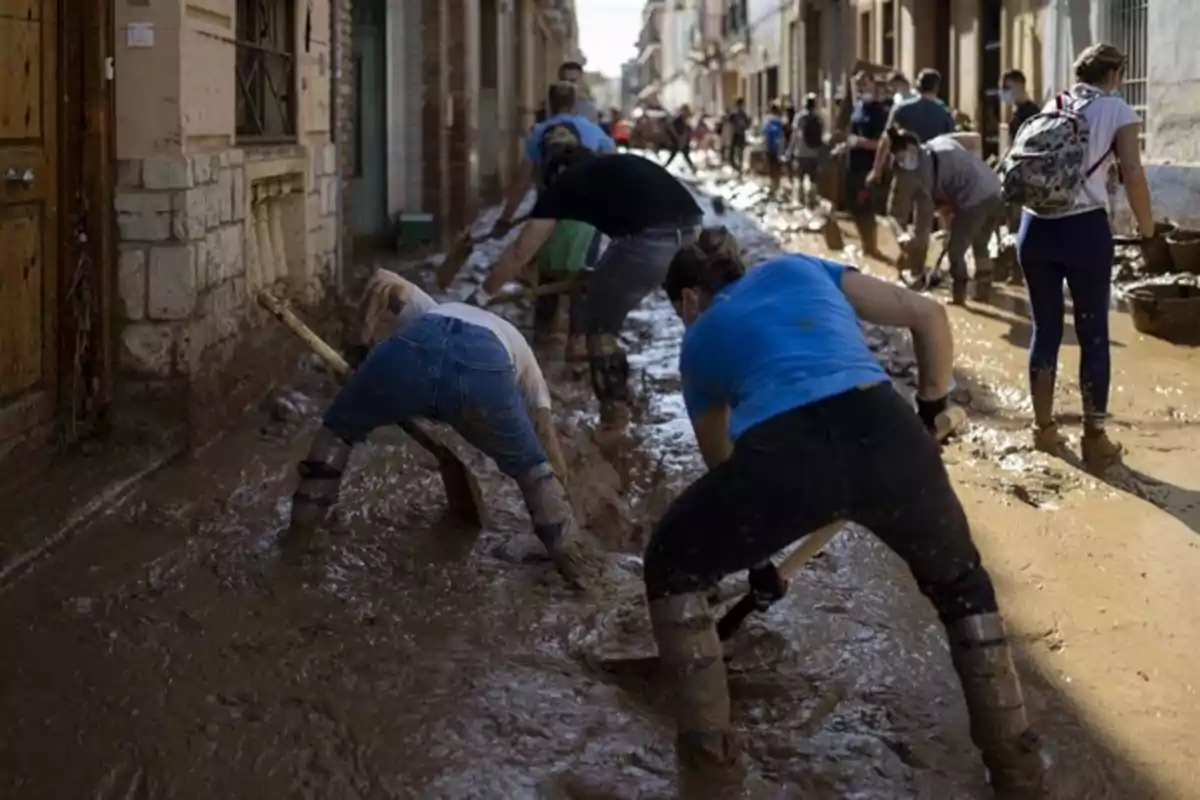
[396,212,436,245]
[536,220,596,277]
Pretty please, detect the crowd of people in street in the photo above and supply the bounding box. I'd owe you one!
[279,41,1169,797]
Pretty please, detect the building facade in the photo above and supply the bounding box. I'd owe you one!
[0,0,576,464]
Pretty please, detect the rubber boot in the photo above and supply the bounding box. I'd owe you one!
[517,462,603,589]
[588,335,632,427]
[284,427,353,563]
[1029,369,1069,457]
[946,613,1044,796]
[1081,416,1123,475]
[971,276,994,302]
[951,280,969,306]
[649,594,740,770]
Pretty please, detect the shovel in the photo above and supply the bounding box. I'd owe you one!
[435,214,529,289]
[256,290,488,529]
[588,406,968,673]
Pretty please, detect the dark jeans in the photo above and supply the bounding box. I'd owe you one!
[664,143,698,173]
[726,136,746,173]
[584,223,699,337]
[1016,208,1114,417]
[643,383,997,626]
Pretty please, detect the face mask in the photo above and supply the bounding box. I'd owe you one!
[999,89,1014,104]
[858,91,874,101]
[897,152,919,171]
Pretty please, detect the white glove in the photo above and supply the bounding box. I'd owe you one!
[846,134,860,148]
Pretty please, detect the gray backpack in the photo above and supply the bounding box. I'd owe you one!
[998,92,1109,215]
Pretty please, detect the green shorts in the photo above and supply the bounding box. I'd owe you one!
[536,220,597,278]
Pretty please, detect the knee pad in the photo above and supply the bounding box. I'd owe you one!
[292,427,353,521]
[515,462,572,547]
[588,348,631,404]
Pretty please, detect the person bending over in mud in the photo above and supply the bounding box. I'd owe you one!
[643,227,1043,796]
[889,127,1006,304]
[470,151,704,427]
[489,82,616,359]
[285,269,602,588]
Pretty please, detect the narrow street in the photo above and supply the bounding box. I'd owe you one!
[1,164,1197,798]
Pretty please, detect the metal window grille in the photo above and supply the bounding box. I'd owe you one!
[1108,0,1148,141]
[236,0,297,142]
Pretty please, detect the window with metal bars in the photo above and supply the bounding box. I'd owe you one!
[236,0,298,143]
[881,1,895,68]
[1108,0,1148,146]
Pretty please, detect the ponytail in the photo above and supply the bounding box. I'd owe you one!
[664,226,746,302]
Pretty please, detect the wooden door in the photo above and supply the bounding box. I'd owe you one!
[0,0,58,446]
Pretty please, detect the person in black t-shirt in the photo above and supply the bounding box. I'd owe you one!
[1001,69,1040,140]
[472,152,704,425]
[840,71,889,257]
[663,105,698,174]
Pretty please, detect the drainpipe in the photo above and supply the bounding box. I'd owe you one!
[331,0,346,299]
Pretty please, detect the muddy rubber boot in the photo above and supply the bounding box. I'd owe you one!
[1029,370,1069,458]
[283,427,352,563]
[649,594,741,773]
[971,279,993,302]
[588,337,632,429]
[1081,426,1123,475]
[946,613,1045,797]
[951,281,969,306]
[517,462,603,589]
[565,335,588,364]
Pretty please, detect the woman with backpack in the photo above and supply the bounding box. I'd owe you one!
[998,43,1168,473]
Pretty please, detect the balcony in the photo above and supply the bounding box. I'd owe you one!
[721,0,749,52]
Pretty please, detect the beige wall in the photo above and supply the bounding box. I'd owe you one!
[116,0,332,160]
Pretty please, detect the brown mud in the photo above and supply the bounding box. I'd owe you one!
[0,161,1196,798]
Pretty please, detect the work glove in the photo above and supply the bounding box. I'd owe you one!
[916,394,949,435]
[464,287,492,308]
[1141,232,1172,274]
[747,560,788,612]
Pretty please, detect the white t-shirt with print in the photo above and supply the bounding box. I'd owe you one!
[1036,90,1140,217]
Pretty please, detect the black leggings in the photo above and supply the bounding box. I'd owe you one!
[663,143,698,173]
[643,383,997,626]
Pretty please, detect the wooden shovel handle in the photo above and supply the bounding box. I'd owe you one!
[257,291,351,378]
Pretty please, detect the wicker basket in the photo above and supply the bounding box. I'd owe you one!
[1128,284,1200,344]
[1166,229,1200,274]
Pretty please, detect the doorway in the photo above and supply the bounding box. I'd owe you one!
[933,0,951,102]
[980,0,1003,158]
[1,0,113,459]
[478,0,501,201]
[350,0,388,249]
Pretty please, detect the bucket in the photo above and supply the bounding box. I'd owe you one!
[1127,283,1200,344]
[1166,229,1200,274]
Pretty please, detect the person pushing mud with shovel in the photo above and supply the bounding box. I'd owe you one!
[285,269,603,588]
[470,150,705,427]
[644,228,1043,796]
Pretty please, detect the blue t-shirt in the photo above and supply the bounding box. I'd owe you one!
[523,113,616,167]
[763,116,785,153]
[680,255,889,440]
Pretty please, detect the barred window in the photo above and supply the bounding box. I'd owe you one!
[1108,0,1148,144]
[236,0,298,142]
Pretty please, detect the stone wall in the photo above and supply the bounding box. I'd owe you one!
[113,144,339,434]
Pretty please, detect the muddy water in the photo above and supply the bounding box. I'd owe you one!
[0,166,1188,799]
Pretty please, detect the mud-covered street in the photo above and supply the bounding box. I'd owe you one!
[2,168,1198,799]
